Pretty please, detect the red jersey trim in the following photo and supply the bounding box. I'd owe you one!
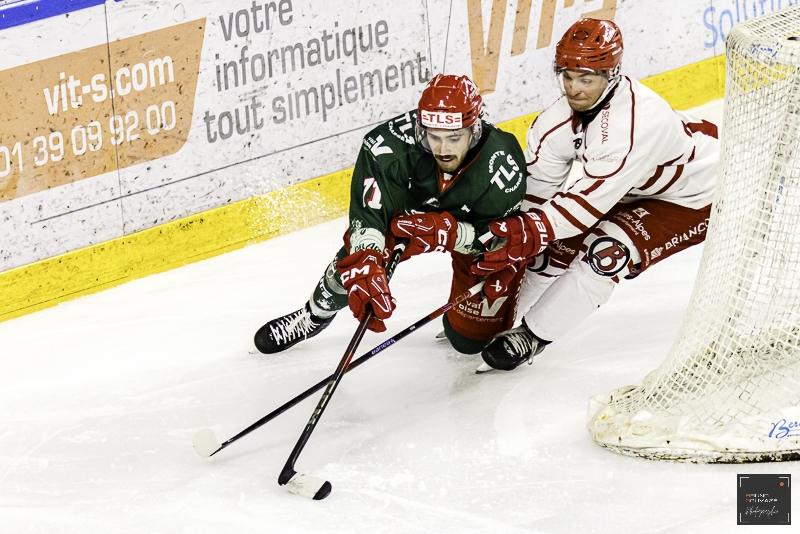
[555,191,604,220]
[578,179,604,196]
[525,194,548,205]
[639,166,665,191]
[686,146,696,164]
[527,116,573,167]
[637,144,693,194]
[653,164,685,195]
[661,153,683,167]
[438,151,480,192]
[685,119,719,139]
[552,202,590,232]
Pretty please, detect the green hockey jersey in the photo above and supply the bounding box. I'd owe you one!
[349,110,526,254]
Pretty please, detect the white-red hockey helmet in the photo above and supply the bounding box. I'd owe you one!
[555,18,623,77]
[415,74,484,150]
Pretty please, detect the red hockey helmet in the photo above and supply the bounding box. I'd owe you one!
[555,18,623,75]
[416,74,483,149]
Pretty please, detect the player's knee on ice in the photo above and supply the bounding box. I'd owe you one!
[442,314,489,354]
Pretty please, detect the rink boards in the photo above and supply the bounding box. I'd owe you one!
[0,0,771,321]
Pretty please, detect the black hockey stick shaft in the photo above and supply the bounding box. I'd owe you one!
[277,242,406,497]
[205,279,484,457]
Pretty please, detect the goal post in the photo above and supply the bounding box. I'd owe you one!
[587,6,800,463]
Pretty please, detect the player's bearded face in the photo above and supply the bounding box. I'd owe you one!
[427,128,472,173]
[560,70,609,112]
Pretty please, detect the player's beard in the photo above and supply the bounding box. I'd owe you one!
[434,154,462,173]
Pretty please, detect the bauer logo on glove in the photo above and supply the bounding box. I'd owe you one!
[472,209,554,276]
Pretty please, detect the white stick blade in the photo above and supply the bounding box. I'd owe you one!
[192,428,221,457]
[475,362,495,374]
[284,473,332,500]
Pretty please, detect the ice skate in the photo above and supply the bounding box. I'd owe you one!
[477,321,546,373]
[254,303,335,354]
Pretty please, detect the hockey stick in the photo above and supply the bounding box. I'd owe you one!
[277,241,409,500]
[191,279,485,459]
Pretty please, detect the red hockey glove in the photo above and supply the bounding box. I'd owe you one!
[483,261,528,300]
[471,209,554,275]
[337,249,395,332]
[389,212,458,260]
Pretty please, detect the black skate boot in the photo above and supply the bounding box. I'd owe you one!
[254,303,335,354]
[477,320,548,372]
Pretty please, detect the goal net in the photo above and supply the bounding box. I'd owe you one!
[587,7,800,463]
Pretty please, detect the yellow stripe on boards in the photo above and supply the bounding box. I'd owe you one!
[639,54,726,111]
[498,111,539,151]
[0,55,726,323]
[0,169,352,322]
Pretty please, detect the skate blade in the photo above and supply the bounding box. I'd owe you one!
[435,330,447,340]
[475,362,495,374]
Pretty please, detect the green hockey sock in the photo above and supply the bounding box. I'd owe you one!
[309,254,348,318]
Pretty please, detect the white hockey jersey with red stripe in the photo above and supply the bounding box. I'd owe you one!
[523,76,718,240]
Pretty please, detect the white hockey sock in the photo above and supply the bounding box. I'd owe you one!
[524,260,616,342]
[308,259,347,319]
[309,298,338,319]
[517,271,558,318]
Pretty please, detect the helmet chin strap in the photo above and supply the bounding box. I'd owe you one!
[467,121,483,149]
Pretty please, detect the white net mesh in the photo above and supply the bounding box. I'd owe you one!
[587,6,800,463]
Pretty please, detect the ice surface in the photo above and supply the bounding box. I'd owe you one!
[2,100,795,533]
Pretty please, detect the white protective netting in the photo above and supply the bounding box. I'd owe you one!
[587,6,800,463]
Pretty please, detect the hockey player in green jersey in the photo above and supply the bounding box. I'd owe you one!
[254,74,527,355]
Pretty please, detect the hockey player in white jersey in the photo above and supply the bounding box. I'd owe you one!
[472,18,719,372]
